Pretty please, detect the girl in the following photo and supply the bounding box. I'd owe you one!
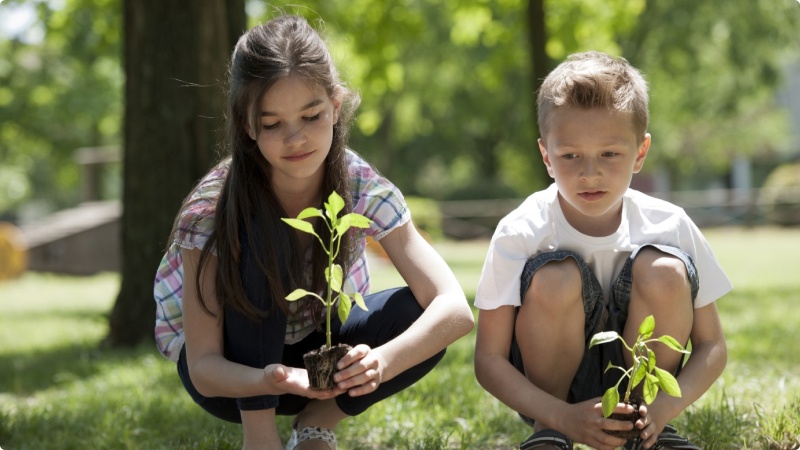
[153,14,474,450]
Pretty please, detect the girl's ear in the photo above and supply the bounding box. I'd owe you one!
[245,123,256,141]
[332,86,344,124]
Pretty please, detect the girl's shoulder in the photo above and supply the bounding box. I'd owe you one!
[345,149,410,231]
[173,159,230,249]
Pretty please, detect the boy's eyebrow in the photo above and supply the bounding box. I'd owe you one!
[261,99,324,116]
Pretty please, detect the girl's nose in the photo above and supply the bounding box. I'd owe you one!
[283,123,307,146]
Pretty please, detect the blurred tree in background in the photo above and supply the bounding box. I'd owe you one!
[2,0,799,213]
[0,0,798,344]
[0,0,122,214]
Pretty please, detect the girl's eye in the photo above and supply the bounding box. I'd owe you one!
[262,122,280,131]
[303,113,321,122]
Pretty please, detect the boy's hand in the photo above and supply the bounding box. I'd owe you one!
[634,404,669,449]
[560,398,633,450]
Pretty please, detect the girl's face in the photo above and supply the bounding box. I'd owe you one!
[249,76,342,191]
[539,107,650,237]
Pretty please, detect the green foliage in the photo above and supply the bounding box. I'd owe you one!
[3,0,799,217]
[589,315,690,418]
[622,0,800,183]
[0,0,122,214]
[281,191,371,349]
[761,163,800,226]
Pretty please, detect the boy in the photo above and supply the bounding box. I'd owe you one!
[473,51,731,450]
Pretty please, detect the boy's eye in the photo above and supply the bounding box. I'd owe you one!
[602,151,618,157]
[562,153,578,160]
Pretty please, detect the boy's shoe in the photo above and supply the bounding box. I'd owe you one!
[520,429,573,450]
[625,424,701,450]
[285,425,337,450]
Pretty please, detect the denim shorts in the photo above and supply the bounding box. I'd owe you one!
[510,244,698,426]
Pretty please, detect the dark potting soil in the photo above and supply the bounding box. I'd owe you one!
[604,396,643,441]
[304,343,352,390]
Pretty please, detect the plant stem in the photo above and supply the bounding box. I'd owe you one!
[325,229,335,349]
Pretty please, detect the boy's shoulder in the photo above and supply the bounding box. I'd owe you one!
[624,188,686,214]
[503,184,559,219]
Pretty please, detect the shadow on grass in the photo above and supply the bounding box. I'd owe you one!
[0,338,155,395]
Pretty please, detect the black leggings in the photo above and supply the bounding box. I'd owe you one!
[177,286,445,423]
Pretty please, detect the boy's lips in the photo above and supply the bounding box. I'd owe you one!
[578,191,606,201]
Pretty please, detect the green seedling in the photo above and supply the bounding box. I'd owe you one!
[589,315,691,418]
[281,191,372,349]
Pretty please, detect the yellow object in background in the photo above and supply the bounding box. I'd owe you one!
[0,222,27,280]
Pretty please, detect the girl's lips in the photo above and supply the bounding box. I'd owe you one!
[284,150,314,162]
[579,191,606,201]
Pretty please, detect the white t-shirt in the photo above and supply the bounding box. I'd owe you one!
[475,184,732,310]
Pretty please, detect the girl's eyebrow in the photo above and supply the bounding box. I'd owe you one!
[261,99,323,116]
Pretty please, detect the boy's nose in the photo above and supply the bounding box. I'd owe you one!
[580,160,602,180]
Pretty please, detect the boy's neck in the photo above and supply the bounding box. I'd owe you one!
[557,193,623,237]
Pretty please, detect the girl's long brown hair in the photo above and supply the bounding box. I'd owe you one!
[178,15,361,323]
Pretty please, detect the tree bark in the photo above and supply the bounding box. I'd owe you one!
[107,0,245,347]
[527,0,551,184]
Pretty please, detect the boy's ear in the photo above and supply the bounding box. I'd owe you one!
[633,133,651,173]
[538,138,555,178]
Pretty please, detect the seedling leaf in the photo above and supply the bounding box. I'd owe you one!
[631,361,647,388]
[353,292,368,312]
[286,288,319,302]
[327,191,346,217]
[602,387,619,418]
[654,367,682,397]
[644,373,659,404]
[296,208,324,220]
[327,264,343,293]
[639,315,655,338]
[281,218,317,237]
[338,293,352,324]
[658,335,690,353]
[590,331,620,348]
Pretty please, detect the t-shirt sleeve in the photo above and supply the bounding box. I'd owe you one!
[348,151,410,239]
[679,217,733,308]
[474,222,536,310]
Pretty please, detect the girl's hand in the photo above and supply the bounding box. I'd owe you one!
[263,364,343,399]
[332,344,386,397]
[560,398,633,450]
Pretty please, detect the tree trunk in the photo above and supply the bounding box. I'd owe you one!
[527,0,551,184]
[107,0,245,347]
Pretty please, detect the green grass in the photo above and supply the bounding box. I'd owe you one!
[1,227,799,449]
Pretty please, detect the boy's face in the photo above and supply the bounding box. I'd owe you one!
[539,107,650,236]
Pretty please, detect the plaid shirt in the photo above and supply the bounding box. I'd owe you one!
[154,150,410,362]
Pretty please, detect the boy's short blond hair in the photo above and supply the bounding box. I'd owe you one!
[537,51,649,142]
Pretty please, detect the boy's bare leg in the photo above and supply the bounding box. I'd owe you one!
[516,258,586,434]
[625,248,693,375]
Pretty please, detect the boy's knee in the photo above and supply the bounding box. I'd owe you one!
[632,248,691,301]
[523,258,583,311]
